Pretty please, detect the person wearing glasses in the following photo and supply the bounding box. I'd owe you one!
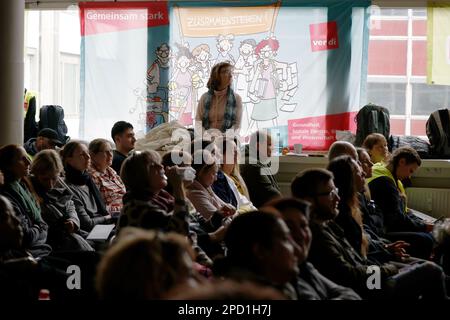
[329,142,432,262]
[88,139,126,214]
[291,168,448,299]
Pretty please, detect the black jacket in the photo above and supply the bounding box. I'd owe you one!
[308,220,398,297]
[368,176,427,233]
[239,151,281,208]
[296,262,361,300]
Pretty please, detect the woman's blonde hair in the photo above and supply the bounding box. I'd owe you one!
[96,227,193,300]
[214,137,250,199]
[30,149,63,176]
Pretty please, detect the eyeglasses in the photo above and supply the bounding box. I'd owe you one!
[316,188,339,198]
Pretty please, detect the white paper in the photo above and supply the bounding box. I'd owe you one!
[87,224,115,240]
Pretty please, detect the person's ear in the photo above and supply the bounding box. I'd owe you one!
[398,158,406,167]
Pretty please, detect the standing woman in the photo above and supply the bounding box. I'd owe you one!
[88,139,126,214]
[195,62,243,134]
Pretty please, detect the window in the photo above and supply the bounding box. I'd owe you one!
[59,53,80,117]
[24,9,80,137]
[366,7,447,138]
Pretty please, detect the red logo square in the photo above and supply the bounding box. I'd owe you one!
[309,21,339,52]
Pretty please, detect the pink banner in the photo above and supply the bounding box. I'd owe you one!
[288,112,357,151]
[79,1,169,36]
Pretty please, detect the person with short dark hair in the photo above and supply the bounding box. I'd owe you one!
[24,128,64,158]
[110,121,136,174]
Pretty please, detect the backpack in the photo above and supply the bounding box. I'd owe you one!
[39,105,70,145]
[354,103,390,147]
[389,135,431,159]
[426,109,450,159]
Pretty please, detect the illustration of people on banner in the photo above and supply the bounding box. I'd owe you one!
[247,37,298,133]
[169,0,298,135]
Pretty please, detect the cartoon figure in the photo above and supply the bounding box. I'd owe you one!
[147,43,171,98]
[234,39,257,127]
[146,96,166,131]
[214,34,235,65]
[191,44,212,102]
[168,44,199,126]
[146,43,171,130]
[247,38,297,133]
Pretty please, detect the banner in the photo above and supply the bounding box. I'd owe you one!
[174,4,280,37]
[79,1,169,140]
[169,1,368,150]
[79,1,369,151]
[427,3,450,85]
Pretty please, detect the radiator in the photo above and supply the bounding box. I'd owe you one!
[406,187,450,218]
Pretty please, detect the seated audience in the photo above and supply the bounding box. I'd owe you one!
[215,211,300,299]
[88,138,126,213]
[330,142,432,261]
[29,150,93,252]
[111,121,136,174]
[291,168,448,299]
[162,150,226,261]
[61,141,113,233]
[187,150,236,225]
[266,197,361,300]
[240,130,281,208]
